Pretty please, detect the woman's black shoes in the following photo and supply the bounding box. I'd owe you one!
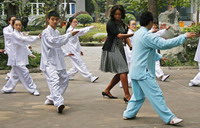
[102,92,118,99]
[124,97,129,103]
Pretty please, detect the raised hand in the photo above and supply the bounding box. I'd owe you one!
[185,32,197,38]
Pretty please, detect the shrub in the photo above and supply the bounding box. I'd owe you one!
[76,14,93,26]
[0,19,7,35]
[79,32,96,42]
[93,35,107,42]
[124,13,136,25]
[99,16,109,24]
[27,51,41,69]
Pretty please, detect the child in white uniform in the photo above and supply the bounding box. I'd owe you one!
[62,17,99,83]
[40,11,79,113]
[189,38,200,86]
[3,16,35,81]
[1,19,40,96]
[119,20,136,88]
[150,22,170,81]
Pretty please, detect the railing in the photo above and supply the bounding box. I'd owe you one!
[30,2,45,15]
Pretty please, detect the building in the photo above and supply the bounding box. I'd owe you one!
[0,0,85,17]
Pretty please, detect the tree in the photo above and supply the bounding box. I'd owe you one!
[117,0,191,21]
[148,0,158,22]
[194,0,200,23]
[91,0,100,22]
[105,0,114,18]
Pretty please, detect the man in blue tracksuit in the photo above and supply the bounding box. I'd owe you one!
[123,11,196,125]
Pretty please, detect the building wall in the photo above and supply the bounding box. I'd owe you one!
[76,0,85,12]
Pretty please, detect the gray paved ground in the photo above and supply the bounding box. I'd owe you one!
[0,43,200,128]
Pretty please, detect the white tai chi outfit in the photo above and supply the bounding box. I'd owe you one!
[189,38,200,86]
[1,29,39,94]
[119,29,134,87]
[40,25,73,107]
[62,26,98,82]
[3,25,32,80]
[153,29,169,78]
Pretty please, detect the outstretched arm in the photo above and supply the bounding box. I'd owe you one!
[143,32,196,50]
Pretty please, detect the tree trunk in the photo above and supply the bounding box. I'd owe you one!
[66,0,70,14]
[197,0,200,23]
[105,0,113,18]
[91,0,100,22]
[6,3,17,20]
[148,0,158,22]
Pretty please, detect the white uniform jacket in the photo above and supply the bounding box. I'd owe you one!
[40,25,72,71]
[194,38,200,62]
[7,29,39,66]
[125,29,134,64]
[62,26,93,55]
[3,25,13,54]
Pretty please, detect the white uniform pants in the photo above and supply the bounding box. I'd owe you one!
[155,60,164,78]
[68,54,92,78]
[44,65,68,107]
[2,65,37,93]
[190,62,200,85]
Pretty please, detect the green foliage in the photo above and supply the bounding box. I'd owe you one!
[5,0,32,17]
[123,13,136,24]
[182,25,200,34]
[32,16,46,27]
[76,14,93,26]
[0,19,7,35]
[99,16,109,24]
[27,51,41,69]
[79,32,96,42]
[26,25,45,35]
[161,25,200,66]
[79,23,106,42]
[117,0,191,14]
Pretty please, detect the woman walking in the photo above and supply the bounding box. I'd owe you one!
[100,5,133,102]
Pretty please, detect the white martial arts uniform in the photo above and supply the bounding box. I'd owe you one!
[40,25,72,107]
[189,38,200,86]
[2,29,39,93]
[3,25,32,80]
[119,29,134,87]
[154,29,168,78]
[62,26,95,80]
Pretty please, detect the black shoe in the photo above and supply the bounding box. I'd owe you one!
[57,105,65,113]
[102,92,118,99]
[124,97,129,104]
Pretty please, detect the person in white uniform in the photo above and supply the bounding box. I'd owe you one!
[150,22,170,81]
[3,16,35,81]
[40,11,79,113]
[119,19,136,88]
[62,17,99,83]
[1,19,40,96]
[189,38,200,86]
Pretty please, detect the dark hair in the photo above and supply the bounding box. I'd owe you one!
[12,18,22,26]
[110,5,126,20]
[128,19,136,26]
[8,15,16,21]
[153,21,158,25]
[65,16,76,33]
[139,11,154,26]
[47,11,60,19]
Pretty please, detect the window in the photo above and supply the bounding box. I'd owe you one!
[71,3,75,14]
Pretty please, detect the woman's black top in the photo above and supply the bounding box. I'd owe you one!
[102,20,127,51]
